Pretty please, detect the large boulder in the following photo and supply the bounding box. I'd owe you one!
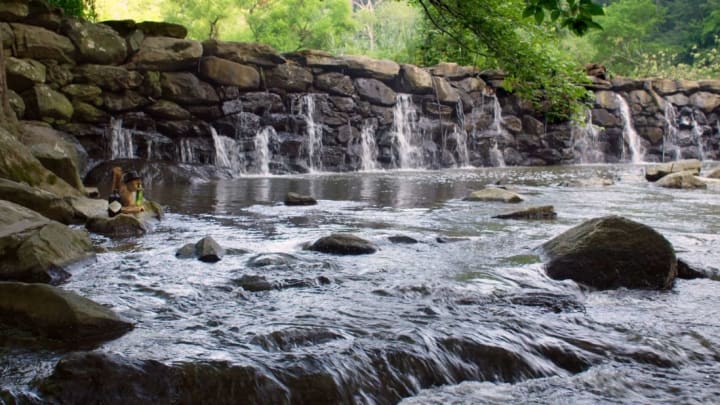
[645,159,701,181]
[430,62,479,79]
[11,23,75,63]
[0,200,94,284]
[0,282,132,346]
[464,188,524,203]
[86,214,148,238]
[198,56,260,89]
[136,21,187,38]
[494,205,557,220]
[0,178,78,224]
[655,171,707,189]
[22,84,73,123]
[0,126,82,198]
[432,77,460,104]
[284,192,317,206]
[540,216,677,290]
[176,236,225,263]
[73,64,143,92]
[21,121,89,178]
[0,0,28,21]
[128,37,202,71]
[265,63,313,93]
[314,72,355,97]
[308,233,377,255]
[6,57,46,92]
[339,55,400,82]
[202,39,285,67]
[399,64,433,94]
[354,78,396,106]
[61,17,127,65]
[160,72,220,105]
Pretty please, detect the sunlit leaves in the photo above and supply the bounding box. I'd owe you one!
[523,0,604,35]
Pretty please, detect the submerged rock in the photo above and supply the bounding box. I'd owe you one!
[388,235,419,244]
[176,236,225,262]
[494,205,557,220]
[233,274,321,292]
[676,258,708,280]
[436,236,470,244]
[540,216,677,290]
[464,188,524,203]
[284,192,317,206]
[36,352,287,404]
[645,159,701,182]
[308,233,377,255]
[0,282,132,346]
[0,200,94,284]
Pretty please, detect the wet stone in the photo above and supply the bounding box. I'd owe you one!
[284,192,317,206]
[494,205,557,220]
[436,236,470,244]
[175,236,225,263]
[388,235,419,244]
[308,233,377,255]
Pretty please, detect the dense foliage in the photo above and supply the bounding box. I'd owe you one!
[48,0,96,20]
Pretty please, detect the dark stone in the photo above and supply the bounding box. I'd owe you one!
[494,205,557,220]
[86,214,148,237]
[354,78,396,106]
[308,233,377,255]
[436,236,470,243]
[388,235,418,244]
[676,258,707,280]
[175,236,225,263]
[541,216,677,290]
[136,21,187,38]
[314,72,355,97]
[284,192,317,206]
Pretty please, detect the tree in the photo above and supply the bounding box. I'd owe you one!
[412,0,596,121]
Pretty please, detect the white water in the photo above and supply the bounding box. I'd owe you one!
[452,125,470,167]
[392,94,423,169]
[253,127,274,175]
[211,127,243,174]
[691,116,706,161]
[179,138,195,164]
[615,94,645,163]
[108,118,134,159]
[359,122,379,171]
[663,102,682,161]
[488,95,506,167]
[571,110,604,164]
[296,95,323,172]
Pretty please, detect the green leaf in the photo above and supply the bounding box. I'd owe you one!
[535,8,545,24]
[522,6,536,19]
[550,10,561,22]
[581,3,605,16]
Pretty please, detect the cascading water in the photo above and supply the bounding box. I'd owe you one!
[295,94,324,172]
[211,127,243,174]
[107,118,134,159]
[392,94,423,169]
[615,93,646,163]
[359,122,379,171]
[453,100,470,167]
[662,102,682,161]
[571,110,604,163]
[253,127,274,175]
[691,115,706,161]
[488,95,506,167]
[179,138,195,164]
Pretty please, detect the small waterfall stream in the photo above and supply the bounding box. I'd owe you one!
[359,122,379,171]
[488,95,506,167]
[615,94,645,163]
[253,127,274,175]
[662,102,682,161]
[107,118,135,159]
[296,94,324,172]
[571,110,604,163]
[691,116,706,161]
[454,100,470,167]
[211,127,243,174]
[392,94,423,169]
[178,138,195,164]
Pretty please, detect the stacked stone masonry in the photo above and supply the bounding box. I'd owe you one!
[2,0,719,175]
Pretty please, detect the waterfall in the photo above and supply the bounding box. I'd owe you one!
[454,100,470,167]
[487,95,506,167]
[253,126,274,175]
[571,110,604,163]
[691,115,706,161]
[489,141,506,167]
[211,127,243,174]
[392,94,423,169]
[615,94,645,163]
[662,103,682,161]
[108,118,134,159]
[179,138,195,164]
[491,95,503,133]
[296,94,323,172]
[359,122,379,171]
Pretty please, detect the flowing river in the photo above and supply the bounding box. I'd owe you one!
[3,164,720,403]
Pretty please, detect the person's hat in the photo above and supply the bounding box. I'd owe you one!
[123,171,142,183]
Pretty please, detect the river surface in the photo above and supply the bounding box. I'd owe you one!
[3,164,720,403]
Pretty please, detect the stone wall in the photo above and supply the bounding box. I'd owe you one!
[2,0,719,178]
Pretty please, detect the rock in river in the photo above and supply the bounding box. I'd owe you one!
[176,236,225,262]
[284,191,317,206]
[540,216,677,290]
[308,233,377,255]
[494,205,557,220]
[464,188,524,203]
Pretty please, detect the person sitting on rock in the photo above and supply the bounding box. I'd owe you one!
[109,167,145,215]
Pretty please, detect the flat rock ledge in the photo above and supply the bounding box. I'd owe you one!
[86,214,148,237]
[645,159,701,182]
[308,233,377,255]
[0,282,133,347]
[464,188,524,203]
[540,215,677,290]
